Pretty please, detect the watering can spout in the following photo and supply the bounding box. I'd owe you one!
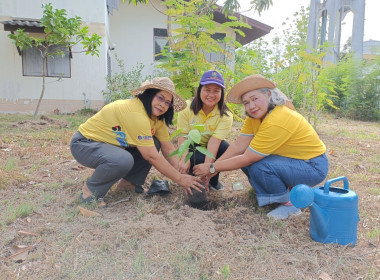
[310,203,329,240]
[290,183,330,241]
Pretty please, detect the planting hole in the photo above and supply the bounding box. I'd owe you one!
[188,200,218,211]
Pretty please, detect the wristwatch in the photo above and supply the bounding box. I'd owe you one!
[210,163,216,174]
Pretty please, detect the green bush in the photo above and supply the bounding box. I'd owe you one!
[343,75,380,121]
[102,54,151,103]
[323,55,380,122]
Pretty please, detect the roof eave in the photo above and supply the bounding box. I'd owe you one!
[212,7,273,46]
[2,19,44,33]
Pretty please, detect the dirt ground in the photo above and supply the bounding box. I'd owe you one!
[0,114,379,280]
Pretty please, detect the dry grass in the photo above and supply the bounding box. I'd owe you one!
[0,113,379,280]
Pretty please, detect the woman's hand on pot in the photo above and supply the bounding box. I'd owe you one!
[180,174,204,196]
[193,163,210,177]
[202,176,211,192]
[178,160,190,174]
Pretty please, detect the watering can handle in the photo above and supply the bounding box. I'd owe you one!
[323,176,349,194]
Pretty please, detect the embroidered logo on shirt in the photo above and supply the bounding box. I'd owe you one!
[112,125,128,147]
[138,135,152,141]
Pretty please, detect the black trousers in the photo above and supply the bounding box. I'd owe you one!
[188,140,229,187]
[122,137,161,186]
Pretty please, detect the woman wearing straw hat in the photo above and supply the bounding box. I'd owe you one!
[176,70,233,191]
[193,74,329,219]
[70,77,204,207]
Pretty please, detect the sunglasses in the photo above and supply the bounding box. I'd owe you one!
[155,94,173,108]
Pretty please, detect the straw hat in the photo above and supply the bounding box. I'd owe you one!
[131,77,186,112]
[227,74,276,104]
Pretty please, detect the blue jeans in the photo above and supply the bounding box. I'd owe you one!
[242,153,329,206]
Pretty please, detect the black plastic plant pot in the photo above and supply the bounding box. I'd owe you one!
[188,187,207,205]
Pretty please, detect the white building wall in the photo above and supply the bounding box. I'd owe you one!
[109,0,236,79]
[0,0,108,114]
[109,1,165,77]
[0,0,239,114]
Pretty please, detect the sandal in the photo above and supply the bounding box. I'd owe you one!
[116,179,145,194]
[79,193,108,208]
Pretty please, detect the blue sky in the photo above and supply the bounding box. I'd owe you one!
[229,0,379,44]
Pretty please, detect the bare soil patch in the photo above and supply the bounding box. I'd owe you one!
[0,114,379,280]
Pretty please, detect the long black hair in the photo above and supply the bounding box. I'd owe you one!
[137,88,174,126]
[190,84,229,117]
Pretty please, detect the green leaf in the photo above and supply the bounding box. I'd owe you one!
[178,139,191,156]
[195,146,215,159]
[168,149,179,158]
[190,123,205,132]
[188,129,201,144]
[169,128,183,140]
[200,132,212,135]
[184,152,193,163]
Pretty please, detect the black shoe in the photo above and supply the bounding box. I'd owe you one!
[134,185,145,194]
[210,182,224,191]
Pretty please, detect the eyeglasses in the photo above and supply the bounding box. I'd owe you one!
[155,94,173,108]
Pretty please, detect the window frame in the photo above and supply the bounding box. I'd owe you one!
[22,44,71,78]
[153,28,169,61]
[204,32,226,63]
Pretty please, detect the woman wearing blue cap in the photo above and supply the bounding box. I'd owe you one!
[176,70,233,191]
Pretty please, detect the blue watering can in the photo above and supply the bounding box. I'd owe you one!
[290,176,359,246]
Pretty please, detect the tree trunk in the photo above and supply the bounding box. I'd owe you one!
[33,54,47,119]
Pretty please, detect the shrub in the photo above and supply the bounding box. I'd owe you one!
[102,54,151,103]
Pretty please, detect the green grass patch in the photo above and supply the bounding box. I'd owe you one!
[3,201,34,225]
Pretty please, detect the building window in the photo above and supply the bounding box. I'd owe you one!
[22,45,71,78]
[154,28,169,61]
[203,33,226,63]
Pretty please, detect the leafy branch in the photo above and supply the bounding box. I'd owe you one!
[169,124,215,165]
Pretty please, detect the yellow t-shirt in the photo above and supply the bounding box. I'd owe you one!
[78,98,169,148]
[240,105,326,160]
[177,100,233,146]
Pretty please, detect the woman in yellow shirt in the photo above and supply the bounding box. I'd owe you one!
[70,77,204,207]
[194,74,329,219]
[177,70,233,191]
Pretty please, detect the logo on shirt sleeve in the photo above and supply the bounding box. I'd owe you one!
[112,125,128,147]
[138,135,153,141]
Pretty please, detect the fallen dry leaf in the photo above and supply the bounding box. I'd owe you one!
[71,165,86,170]
[26,217,31,223]
[1,231,42,262]
[319,272,333,280]
[10,245,29,262]
[78,206,101,217]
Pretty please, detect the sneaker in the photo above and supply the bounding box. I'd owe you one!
[267,205,301,220]
[210,182,224,191]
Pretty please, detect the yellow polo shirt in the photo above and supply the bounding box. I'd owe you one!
[78,98,169,148]
[240,105,326,160]
[177,100,233,146]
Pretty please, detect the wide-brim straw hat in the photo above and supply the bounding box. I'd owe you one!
[227,74,276,104]
[131,77,186,112]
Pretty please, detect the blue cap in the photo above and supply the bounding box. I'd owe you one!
[200,70,225,88]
